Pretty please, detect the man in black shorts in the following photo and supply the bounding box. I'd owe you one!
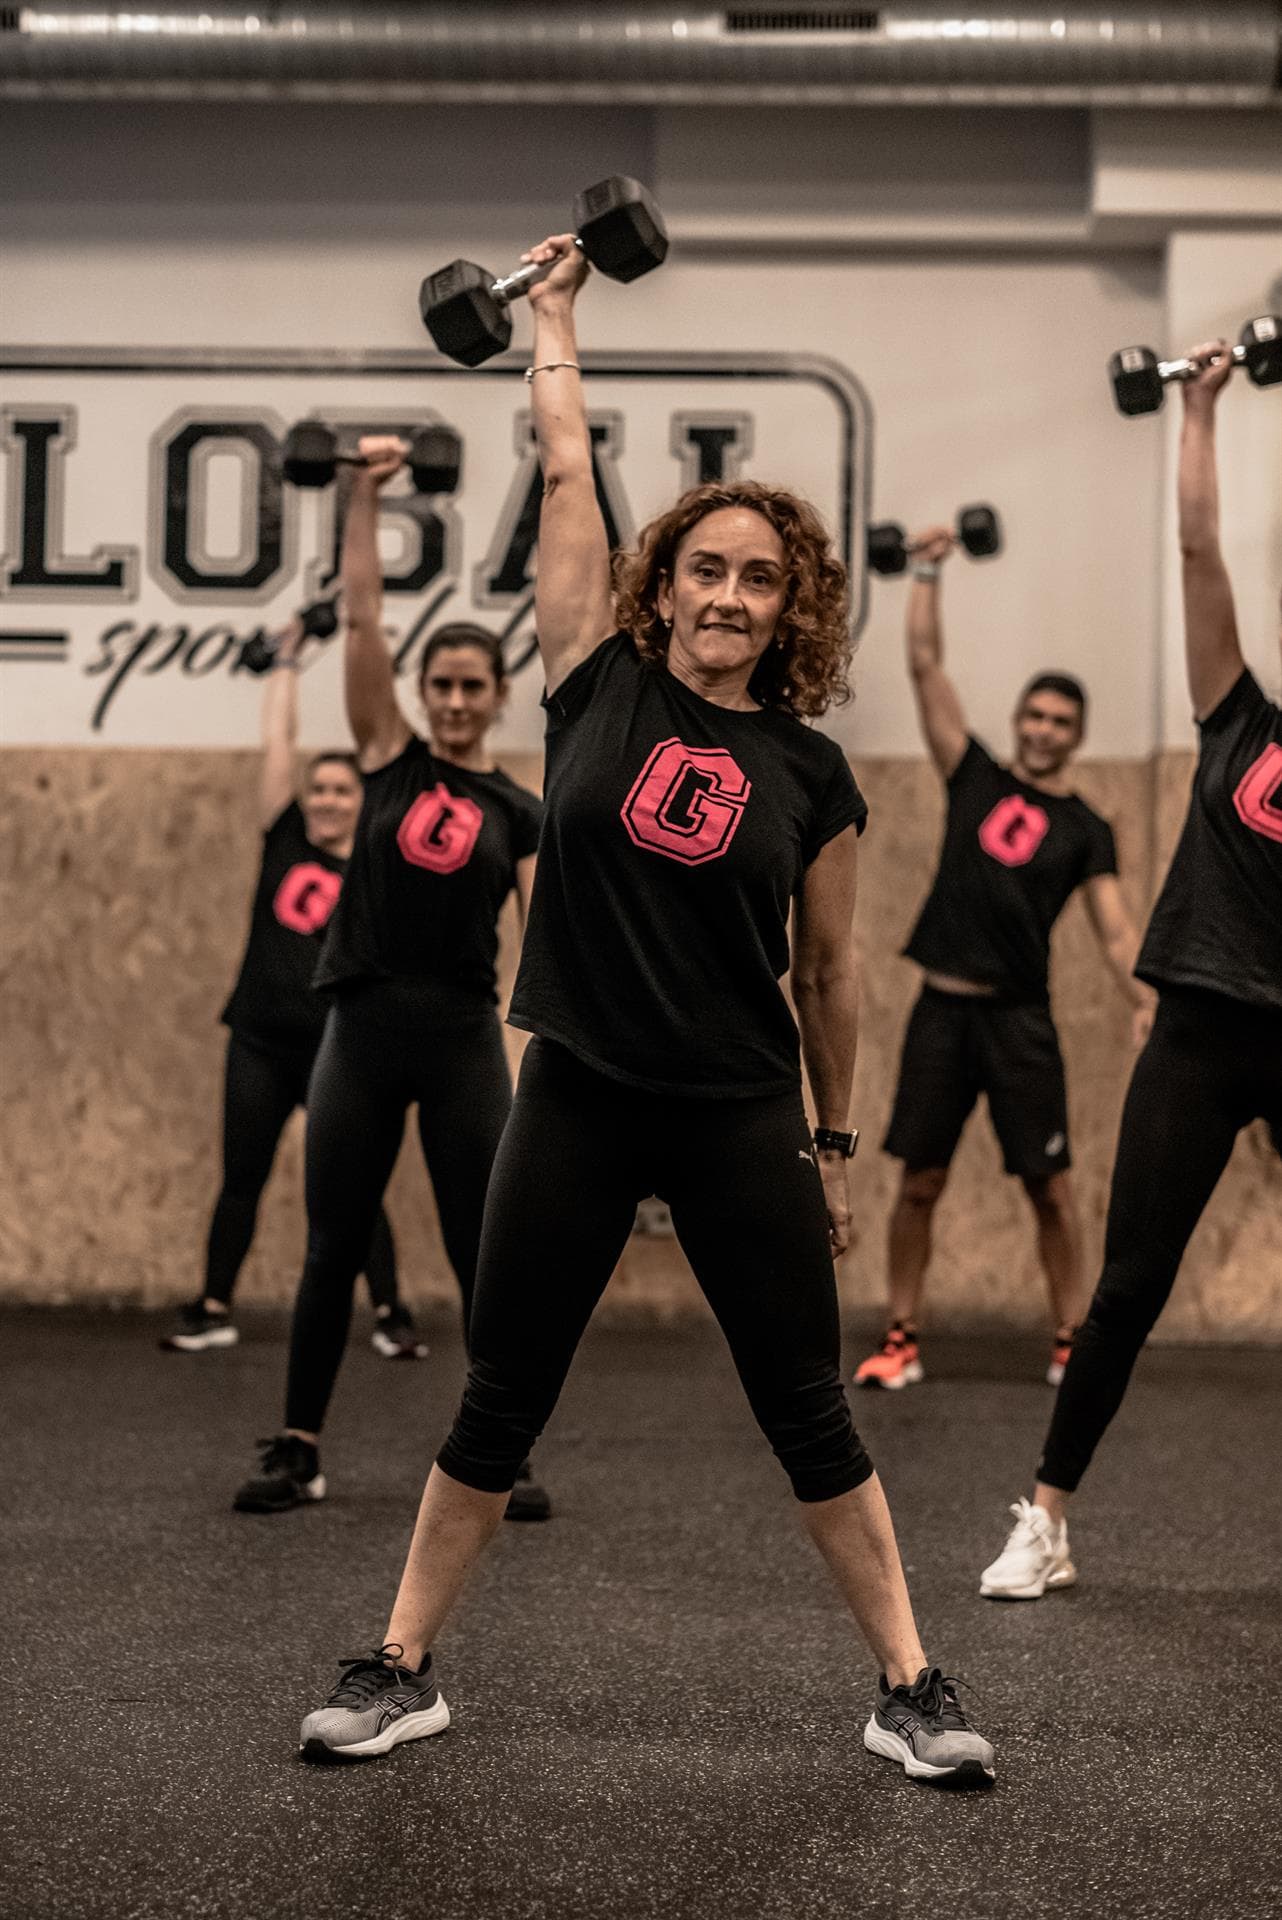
[855,526,1155,1392]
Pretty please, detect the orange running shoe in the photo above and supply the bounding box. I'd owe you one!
[854,1323,923,1390]
[1046,1326,1075,1388]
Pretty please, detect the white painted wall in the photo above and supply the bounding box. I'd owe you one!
[3,99,1278,757]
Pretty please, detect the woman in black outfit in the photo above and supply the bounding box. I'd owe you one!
[160,614,412,1357]
[234,440,543,1518]
[980,343,1282,1602]
[296,236,995,1785]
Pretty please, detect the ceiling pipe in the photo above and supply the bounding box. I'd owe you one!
[2,4,1280,106]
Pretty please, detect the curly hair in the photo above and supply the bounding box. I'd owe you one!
[612,481,853,718]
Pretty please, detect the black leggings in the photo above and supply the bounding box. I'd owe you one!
[437,1038,874,1504]
[1039,987,1282,1493]
[205,1031,397,1311]
[285,990,513,1434]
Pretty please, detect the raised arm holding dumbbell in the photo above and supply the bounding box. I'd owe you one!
[339,436,414,771]
[523,234,614,692]
[856,517,1152,1397]
[1177,343,1244,721]
[978,342,1282,1607]
[295,224,1000,1792]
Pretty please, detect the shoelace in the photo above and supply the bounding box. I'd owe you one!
[254,1435,305,1474]
[326,1645,411,1707]
[1004,1496,1052,1551]
[905,1667,978,1730]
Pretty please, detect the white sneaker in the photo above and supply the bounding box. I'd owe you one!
[979,1497,1077,1600]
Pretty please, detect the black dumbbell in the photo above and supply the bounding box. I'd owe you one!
[420,175,668,367]
[282,421,462,495]
[867,506,1002,577]
[1109,316,1282,417]
[240,597,340,675]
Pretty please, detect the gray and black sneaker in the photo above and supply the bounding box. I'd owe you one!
[299,1644,450,1762]
[864,1666,995,1786]
[232,1435,326,1514]
[504,1457,552,1523]
[159,1300,238,1352]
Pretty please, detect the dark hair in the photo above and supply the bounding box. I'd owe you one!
[1019,672,1088,730]
[417,622,507,694]
[613,481,852,718]
[305,750,362,783]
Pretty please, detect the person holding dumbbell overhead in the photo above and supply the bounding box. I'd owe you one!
[979,341,1282,1602]
[233,439,544,1519]
[855,524,1155,1393]
[294,230,996,1785]
[160,608,415,1358]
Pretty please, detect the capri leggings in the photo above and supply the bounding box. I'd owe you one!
[205,1030,397,1311]
[285,986,513,1435]
[437,1037,874,1504]
[1039,986,1282,1493]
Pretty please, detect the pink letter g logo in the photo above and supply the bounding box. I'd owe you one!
[621,738,752,866]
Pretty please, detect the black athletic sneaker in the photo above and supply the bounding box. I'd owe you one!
[232,1435,326,1513]
[159,1300,239,1352]
[299,1644,450,1762]
[370,1303,429,1360]
[504,1457,552,1523]
[863,1667,995,1785]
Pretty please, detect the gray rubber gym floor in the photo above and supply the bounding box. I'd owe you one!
[4,1307,1280,1920]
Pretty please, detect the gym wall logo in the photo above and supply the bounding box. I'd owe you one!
[0,347,871,752]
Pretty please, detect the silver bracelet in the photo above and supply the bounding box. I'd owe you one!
[911,563,939,583]
[524,361,581,383]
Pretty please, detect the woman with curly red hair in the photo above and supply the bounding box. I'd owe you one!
[296,234,995,1786]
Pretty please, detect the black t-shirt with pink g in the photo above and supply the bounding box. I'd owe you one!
[1138,670,1282,1011]
[904,738,1118,1002]
[315,736,543,1024]
[508,633,867,1098]
[222,801,346,1047]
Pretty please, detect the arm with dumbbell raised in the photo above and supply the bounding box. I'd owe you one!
[904,529,969,779]
[1178,346,1244,723]
[523,235,615,697]
[259,615,304,828]
[341,437,413,773]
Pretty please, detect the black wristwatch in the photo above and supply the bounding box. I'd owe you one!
[813,1127,859,1159]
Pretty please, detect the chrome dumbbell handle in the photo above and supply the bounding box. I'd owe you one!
[488,240,586,309]
[1155,344,1249,385]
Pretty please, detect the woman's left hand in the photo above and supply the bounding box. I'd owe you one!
[818,1152,852,1260]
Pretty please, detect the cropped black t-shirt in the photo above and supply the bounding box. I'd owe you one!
[904,737,1118,1003]
[221,802,346,1047]
[1138,670,1282,1011]
[314,735,542,1024]
[508,634,867,1097]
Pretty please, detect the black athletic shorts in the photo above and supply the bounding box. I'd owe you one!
[883,985,1071,1181]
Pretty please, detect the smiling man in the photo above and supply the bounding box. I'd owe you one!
[855,525,1155,1394]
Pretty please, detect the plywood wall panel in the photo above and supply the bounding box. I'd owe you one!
[2,747,1278,1338]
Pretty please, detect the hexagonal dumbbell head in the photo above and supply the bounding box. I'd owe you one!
[420,260,511,368]
[282,421,341,486]
[958,505,1002,559]
[239,634,277,674]
[1239,315,1282,389]
[1110,347,1164,417]
[571,176,669,284]
[408,424,462,496]
[299,598,339,641]
[866,521,909,576]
